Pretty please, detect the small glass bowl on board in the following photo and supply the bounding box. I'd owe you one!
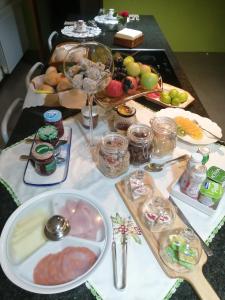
[159,227,202,273]
[140,196,175,232]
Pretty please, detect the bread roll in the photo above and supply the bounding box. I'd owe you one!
[45,66,57,74]
[44,71,60,86]
[55,47,67,62]
[56,77,73,92]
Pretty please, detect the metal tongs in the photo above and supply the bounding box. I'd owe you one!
[111,220,128,290]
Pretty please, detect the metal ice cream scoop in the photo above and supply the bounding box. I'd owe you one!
[44,215,70,241]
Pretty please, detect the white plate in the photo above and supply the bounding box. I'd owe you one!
[0,189,111,294]
[155,108,222,145]
[61,26,101,38]
[94,15,118,25]
[145,83,195,108]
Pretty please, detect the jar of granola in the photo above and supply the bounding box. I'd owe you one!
[98,133,130,178]
[127,124,153,165]
[151,117,177,158]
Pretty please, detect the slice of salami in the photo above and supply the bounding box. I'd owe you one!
[33,246,97,285]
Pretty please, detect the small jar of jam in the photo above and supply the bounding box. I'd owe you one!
[98,133,130,178]
[37,125,59,147]
[127,124,153,165]
[31,142,56,175]
[81,105,99,129]
[114,104,136,135]
[43,110,64,138]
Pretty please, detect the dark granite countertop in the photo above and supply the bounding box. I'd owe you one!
[1,15,224,300]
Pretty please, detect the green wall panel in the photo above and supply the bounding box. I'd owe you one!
[103,0,225,52]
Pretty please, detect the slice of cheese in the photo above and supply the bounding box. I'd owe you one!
[115,28,143,41]
[11,211,48,243]
[10,210,49,264]
[10,225,47,264]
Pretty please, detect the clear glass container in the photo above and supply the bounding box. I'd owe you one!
[151,117,177,158]
[98,133,130,178]
[127,170,154,201]
[114,104,136,135]
[127,124,153,165]
[141,196,175,232]
[159,227,202,273]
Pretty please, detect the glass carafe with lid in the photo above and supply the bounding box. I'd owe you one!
[151,117,177,158]
[127,124,153,165]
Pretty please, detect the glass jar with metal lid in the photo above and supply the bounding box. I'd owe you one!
[127,124,153,165]
[31,142,57,176]
[43,110,64,138]
[98,132,130,178]
[151,117,177,158]
[81,105,99,129]
[114,104,136,135]
[37,125,59,147]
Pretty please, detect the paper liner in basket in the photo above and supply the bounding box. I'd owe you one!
[30,75,87,109]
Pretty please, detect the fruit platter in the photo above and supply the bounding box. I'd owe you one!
[156,108,222,145]
[95,51,163,110]
[145,82,195,108]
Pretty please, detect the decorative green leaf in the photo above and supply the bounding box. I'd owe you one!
[130,233,142,244]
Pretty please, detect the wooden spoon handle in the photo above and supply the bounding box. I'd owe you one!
[186,269,220,300]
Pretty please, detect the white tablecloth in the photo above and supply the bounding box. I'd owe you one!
[0,101,224,299]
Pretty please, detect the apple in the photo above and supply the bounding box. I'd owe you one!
[123,76,138,94]
[126,62,141,77]
[106,80,123,97]
[141,72,159,90]
[171,97,181,106]
[123,56,134,66]
[169,88,179,98]
[160,92,171,104]
[178,92,188,103]
[139,63,151,75]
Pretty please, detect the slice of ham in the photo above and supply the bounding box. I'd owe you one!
[33,246,97,285]
[60,200,104,240]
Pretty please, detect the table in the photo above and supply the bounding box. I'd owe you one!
[0,16,224,300]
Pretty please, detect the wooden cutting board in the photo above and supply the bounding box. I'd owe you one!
[116,172,219,300]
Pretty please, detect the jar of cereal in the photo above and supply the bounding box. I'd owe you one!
[151,117,177,158]
[127,124,153,165]
[98,133,130,178]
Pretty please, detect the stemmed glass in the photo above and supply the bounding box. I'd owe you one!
[63,42,113,147]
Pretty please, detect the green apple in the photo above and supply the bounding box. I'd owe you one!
[139,63,151,75]
[126,62,141,77]
[123,56,134,66]
[141,72,159,90]
[169,88,179,98]
[160,92,171,104]
[171,97,181,106]
[178,92,188,103]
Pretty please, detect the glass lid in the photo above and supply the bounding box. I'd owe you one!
[0,189,111,294]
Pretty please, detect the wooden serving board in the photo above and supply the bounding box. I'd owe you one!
[116,172,219,300]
